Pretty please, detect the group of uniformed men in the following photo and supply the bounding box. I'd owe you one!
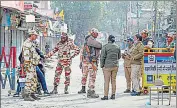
[20,28,176,101]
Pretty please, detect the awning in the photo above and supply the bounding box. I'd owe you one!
[1,1,24,12]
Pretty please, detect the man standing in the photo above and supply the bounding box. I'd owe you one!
[100,35,121,100]
[122,38,134,93]
[141,29,154,52]
[130,34,144,96]
[78,28,102,98]
[45,32,80,94]
[22,30,41,101]
[163,32,175,52]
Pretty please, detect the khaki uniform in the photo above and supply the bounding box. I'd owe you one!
[130,42,144,92]
[122,45,134,90]
[22,38,40,94]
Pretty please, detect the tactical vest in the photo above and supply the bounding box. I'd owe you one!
[82,35,97,62]
[143,37,154,52]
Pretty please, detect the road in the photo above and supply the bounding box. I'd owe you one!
[1,53,176,108]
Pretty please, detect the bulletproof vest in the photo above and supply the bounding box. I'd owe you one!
[143,37,154,52]
[142,37,152,45]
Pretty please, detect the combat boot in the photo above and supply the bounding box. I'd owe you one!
[87,89,91,97]
[64,85,69,94]
[50,85,58,94]
[87,90,99,98]
[78,86,86,94]
[24,94,35,101]
[31,93,41,100]
[21,89,27,98]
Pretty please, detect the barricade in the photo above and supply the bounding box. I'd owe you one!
[142,48,176,94]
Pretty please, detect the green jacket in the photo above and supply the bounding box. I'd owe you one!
[100,42,121,68]
[131,41,144,65]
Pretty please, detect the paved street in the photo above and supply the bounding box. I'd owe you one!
[1,54,176,108]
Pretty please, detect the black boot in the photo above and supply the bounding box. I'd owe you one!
[50,85,58,94]
[13,93,20,97]
[110,94,115,100]
[24,94,35,101]
[101,96,108,100]
[44,90,50,96]
[37,89,42,95]
[78,86,86,94]
[64,85,69,94]
[87,90,99,98]
[30,93,40,100]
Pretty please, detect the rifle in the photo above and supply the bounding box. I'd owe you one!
[85,45,97,71]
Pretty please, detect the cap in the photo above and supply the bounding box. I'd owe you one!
[127,37,134,42]
[91,28,99,33]
[167,32,175,37]
[141,29,148,34]
[28,30,39,36]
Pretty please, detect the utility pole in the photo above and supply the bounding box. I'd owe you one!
[153,1,158,40]
[136,1,140,34]
[125,3,128,38]
[157,11,161,48]
[129,1,132,35]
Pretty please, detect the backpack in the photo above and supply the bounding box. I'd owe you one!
[82,35,97,62]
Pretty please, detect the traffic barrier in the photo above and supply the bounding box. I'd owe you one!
[0,47,16,90]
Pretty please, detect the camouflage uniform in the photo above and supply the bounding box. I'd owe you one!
[80,46,98,89]
[22,38,40,94]
[78,34,102,98]
[46,38,80,87]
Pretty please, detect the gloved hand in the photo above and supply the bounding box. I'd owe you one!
[79,62,82,69]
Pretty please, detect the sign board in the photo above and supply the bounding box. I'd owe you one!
[148,55,155,63]
[26,15,35,23]
[144,53,176,85]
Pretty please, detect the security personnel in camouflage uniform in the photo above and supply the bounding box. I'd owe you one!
[78,28,102,98]
[45,32,80,94]
[122,38,134,93]
[22,30,41,101]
